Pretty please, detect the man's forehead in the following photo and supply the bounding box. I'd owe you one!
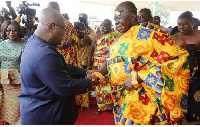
[139,10,148,14]
[116,3,127,10]
[177,18,191,23]
[154,17,160,20]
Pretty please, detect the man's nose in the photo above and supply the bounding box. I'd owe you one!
[179,25,184,28]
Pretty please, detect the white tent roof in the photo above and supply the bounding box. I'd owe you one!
[161,1,200,11]
[78,0,200,11]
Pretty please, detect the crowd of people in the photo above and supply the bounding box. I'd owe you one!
[0,0,200,125]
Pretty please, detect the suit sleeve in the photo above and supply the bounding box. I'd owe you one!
[35,54,91,97]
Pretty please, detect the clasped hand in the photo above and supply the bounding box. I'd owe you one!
[123,75,143,91]
[85,70,100,86]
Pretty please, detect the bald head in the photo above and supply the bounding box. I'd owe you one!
[103,19,112,25]
[35,8,65,45]
[38,8,64,26]
[47,1,60,12]
[138,8,152,23]
[114,1,138,33]
[102,19,112,34]
[153,16,160,26]
[117,1,137,15]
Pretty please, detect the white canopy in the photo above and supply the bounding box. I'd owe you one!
[78,0,200,11]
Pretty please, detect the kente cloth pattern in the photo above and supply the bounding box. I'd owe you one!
[106,23,190,125]
[79,26,96,66]
[55,19,87,107]
[0,40,25,125]
[57,19,82,68]
[76,27,96,108]
[94,31,120,111]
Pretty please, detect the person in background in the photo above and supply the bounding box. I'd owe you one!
[87,19,120,115]
[74,13,96,109]
[138,8,152,23]
[193,17,200,30]
[47,2,82,69]
[91,1,189,125]
[95,22,103,35]
[0,20,25,125]
[19,8,96,125]
[153,16,171,33]
[21,15,38,40]
[0,1,17,21]
[63,13,69,20]
[47,1,87,109]
[76,13,96,69]
[0,16,5,41]
[2,1,38,40]
[170,26,179,35]
[172,11,200,123]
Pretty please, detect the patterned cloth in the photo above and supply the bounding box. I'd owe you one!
[93,31,120,111]
[0,40,25,125]
[79,26,96,67]
[76,26,96,108]
[106,23,190,125]
[57,19,81,67]
[56,19,89,108]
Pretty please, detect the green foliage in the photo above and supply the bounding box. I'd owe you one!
[148,1,170,26]
[89,15,98,19]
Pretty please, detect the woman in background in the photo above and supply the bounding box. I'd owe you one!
[0,20,25,124]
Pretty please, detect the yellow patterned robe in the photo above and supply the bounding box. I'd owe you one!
[94,31,120,111]
[106,23,190,125]
[57,19,81,67]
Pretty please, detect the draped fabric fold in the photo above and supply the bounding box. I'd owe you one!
[106,23,190,125]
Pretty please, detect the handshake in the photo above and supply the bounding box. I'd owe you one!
[85,70,144,90]
[85,70,102,86]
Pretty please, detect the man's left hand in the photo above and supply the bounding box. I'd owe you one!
[123,74,143,90]
[123,76,134,91]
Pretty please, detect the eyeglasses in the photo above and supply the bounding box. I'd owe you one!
[51,23,66,31]
[6,29,18,33]
[40,21,66,31]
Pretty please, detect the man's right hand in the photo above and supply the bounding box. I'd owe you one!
[86,73,100,86]
[6,1,12,9]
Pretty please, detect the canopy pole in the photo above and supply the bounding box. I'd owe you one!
[153,0,156,17]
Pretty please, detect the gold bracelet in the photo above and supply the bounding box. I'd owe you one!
[92,72,104,83]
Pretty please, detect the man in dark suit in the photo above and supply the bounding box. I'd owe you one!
[19,8,95,125]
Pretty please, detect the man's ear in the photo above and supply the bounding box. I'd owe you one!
[48,23,53,30]
[130,13,137,22]
[47,23,54,33]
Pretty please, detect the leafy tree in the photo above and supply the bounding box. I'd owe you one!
[89,15,98,19]
[148,1,170,26]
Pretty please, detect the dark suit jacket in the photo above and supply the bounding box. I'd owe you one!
[19,34,91,125]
